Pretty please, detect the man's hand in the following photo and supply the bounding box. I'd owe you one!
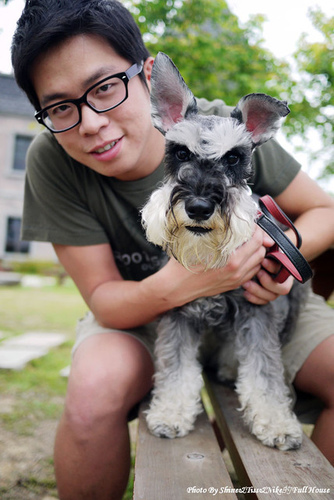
[158,225,276,307]
[242,257,294,305]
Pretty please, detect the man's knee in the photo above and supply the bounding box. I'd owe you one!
[63,335,153,434]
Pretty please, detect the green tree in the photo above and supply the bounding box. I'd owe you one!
[125,0,333,184]
[285,9,334,179]
[124,0,291,105]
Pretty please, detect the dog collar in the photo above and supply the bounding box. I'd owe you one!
[256,195,313,284]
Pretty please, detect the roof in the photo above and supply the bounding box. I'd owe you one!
[0,73,35,118]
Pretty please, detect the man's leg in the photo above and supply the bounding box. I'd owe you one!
[294,335,334,465]
[54,332,154,500]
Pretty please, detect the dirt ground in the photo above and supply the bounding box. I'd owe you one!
[0,394,60,500]
[0,393,138,500]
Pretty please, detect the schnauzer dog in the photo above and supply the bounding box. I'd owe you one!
[141,52,306,450]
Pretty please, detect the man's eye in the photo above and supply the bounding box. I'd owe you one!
[97,83,113,94]
[95,79,121,96]
[175,147,191,162]
[51,104,72,116]
[225,153,240,166]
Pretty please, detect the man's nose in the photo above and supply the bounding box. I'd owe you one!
[78,104,109,135]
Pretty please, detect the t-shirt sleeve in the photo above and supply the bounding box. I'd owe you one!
[250,139,301,197]
[21,131,109,245]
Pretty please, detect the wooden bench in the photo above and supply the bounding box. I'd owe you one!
[133,376,334,499]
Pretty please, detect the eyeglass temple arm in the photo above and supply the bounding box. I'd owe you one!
[125,61,144,79]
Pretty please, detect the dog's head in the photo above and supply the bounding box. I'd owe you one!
[142,52,290,270]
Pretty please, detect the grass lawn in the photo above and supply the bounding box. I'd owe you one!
[0,279,136,499]
[1,279,332,499]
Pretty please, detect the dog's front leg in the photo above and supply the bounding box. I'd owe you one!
[234,308,303,450]
[146,311,203,438]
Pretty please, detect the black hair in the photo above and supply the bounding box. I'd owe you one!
[11,0,150,110]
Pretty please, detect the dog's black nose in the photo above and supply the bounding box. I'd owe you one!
[185,199,214,221]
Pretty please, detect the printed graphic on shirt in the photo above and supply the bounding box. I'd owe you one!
[113,249,167,279]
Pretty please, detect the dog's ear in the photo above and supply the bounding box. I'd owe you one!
[231,94,290,146]
[150,52,198,135]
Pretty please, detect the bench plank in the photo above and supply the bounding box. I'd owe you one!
[133,401,238,500]
[204,376,334,500]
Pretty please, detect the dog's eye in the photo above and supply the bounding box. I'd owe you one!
[175,147,191,162]
[225,153,240,166]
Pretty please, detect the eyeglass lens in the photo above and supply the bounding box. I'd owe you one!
[42,76,127,132]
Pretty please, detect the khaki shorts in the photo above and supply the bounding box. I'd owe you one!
[282,290,334,382]
[282,290,334,423]
[72,290,333,423]
[72,311,157,358]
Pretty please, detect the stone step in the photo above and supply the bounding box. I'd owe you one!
[0,332,67,370]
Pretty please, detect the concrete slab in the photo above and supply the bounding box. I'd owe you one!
[0,346,48,370]
[21,275,57,288]
[3,332,67,349]
[59,365,71,378]
[0,332,67,370]
[0,272,21,286]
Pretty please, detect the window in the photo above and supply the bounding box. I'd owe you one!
[12,135,32,172]
[5,217,30,254]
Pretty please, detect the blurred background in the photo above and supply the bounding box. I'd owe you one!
[0,1,333,498]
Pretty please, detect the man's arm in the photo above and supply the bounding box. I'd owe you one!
[53,225,273,330]
[243,170,334,305]
[275,170,334,261]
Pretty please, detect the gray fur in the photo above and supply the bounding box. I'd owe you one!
[143,53,307,450]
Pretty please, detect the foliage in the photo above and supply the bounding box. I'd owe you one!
[285,9,334,179]
[124,0,333,183]
[2,0,333,181]
[4,259,65,276]
[124,0,291,105]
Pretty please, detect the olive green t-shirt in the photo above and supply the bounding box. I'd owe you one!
[22,97,301,281]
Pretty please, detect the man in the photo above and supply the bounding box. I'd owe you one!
[12,1,334,498]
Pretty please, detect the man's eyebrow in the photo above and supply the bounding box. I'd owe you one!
[40,67,121,108]
[40,91,69,108]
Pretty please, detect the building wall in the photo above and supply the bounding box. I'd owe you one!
[0,113,56,262]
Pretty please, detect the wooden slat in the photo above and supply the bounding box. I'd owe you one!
[133,401,238,500]
[204,376,334,500]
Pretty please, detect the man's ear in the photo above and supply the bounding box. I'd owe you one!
[231,93,290,146]
[143,57,154,84]
[150,52,198,135]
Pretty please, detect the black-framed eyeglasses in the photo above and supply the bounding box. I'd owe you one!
[34,61,143,133]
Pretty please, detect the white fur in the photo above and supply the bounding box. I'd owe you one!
[141,182,173,247]
[142,183,257,269]
[166,117,252,160]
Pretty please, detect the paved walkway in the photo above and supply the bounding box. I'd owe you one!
[0,332,67,370]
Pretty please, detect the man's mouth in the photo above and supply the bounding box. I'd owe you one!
[186,226,213,234]
[94,139,120,154]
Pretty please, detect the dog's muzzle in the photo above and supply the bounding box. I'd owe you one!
[185,226,213,235]
[185,198,215,221]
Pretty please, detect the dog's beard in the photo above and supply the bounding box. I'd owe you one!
[142,185,257,270]
[165,206,231,269]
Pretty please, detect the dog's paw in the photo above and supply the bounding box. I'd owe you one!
[147,421,191,439]
[273,431,303,451]
[146,407,198,439]
[251,413,303,451]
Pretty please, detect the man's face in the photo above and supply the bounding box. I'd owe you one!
[31,34,165,180]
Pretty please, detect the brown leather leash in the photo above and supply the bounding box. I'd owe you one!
[256,195,313,284]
